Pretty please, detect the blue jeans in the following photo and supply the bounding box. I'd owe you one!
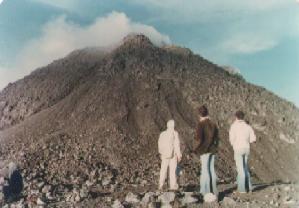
[234,153,252,192]
[200,153,217,195]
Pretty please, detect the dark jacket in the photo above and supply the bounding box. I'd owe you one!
[3,170,23,202]
[193,118,219,156]
[9,170,23,195]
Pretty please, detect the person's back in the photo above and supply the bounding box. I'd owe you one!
[229,110,256,193]
[158,120,182,190]
[158,129,180,159]
[194,118,219,156]
[229,119,256,154]
[193,105,219,196]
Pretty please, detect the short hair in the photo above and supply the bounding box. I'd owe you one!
[198,105,208,117]
[235,110,245,120]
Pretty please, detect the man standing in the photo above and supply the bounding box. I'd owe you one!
[158,120,182,191]
[193,105,219,196]
[1,162,23,203]
[229,111,256,193]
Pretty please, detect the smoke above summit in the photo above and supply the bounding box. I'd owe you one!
[0,11,170,90]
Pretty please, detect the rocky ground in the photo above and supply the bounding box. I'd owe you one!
[1,167,299,208]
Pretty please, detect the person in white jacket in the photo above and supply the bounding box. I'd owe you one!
[229,111,256,193]
[158,120,182,190]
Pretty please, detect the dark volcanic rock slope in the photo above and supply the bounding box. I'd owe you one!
[0,35,299,190]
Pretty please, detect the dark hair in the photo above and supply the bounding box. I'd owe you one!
[198,105,208,117]
[235,110,245,120]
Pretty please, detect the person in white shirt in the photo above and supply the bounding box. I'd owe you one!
[158,120,182,190]
[229,111,256,193]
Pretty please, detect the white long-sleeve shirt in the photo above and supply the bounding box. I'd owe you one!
[158,129,182,159]
[229,120,256,154]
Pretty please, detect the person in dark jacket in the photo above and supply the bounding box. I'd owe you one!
[193,105,219,196]
[3,162,23,203]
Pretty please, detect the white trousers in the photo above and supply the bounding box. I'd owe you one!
[159,156,178,190]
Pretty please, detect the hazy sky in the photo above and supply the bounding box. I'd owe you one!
[0,0,298,106]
